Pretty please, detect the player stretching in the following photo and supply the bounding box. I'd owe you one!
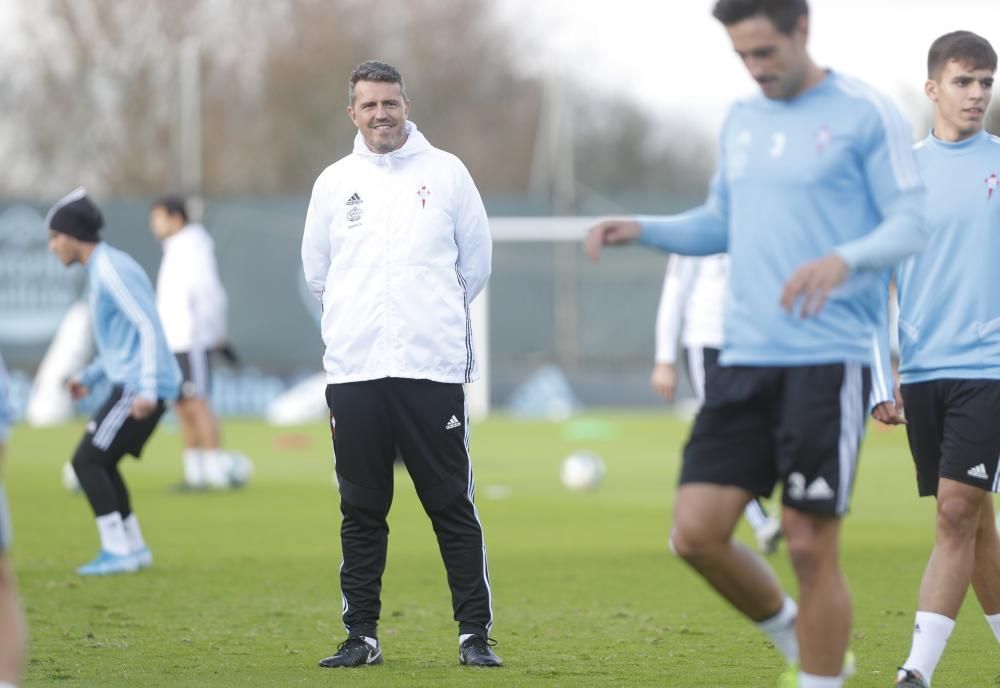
[47,188,181,575]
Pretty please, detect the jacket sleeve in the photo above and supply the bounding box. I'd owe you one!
[302,176,331,305]
[77,358,107,390]
[654,255,698,365]
[869,272,896,413]
[453,163,492,302]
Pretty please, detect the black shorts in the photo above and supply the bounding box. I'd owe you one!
[83,385,166,459]
[901,379,1000,497]
[681,362,871,516]
[175,349,212,400]
[685,346,721,403]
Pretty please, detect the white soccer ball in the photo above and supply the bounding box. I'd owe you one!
[61,461,81,493]
[560,451,606,492]
[226,452,254,488]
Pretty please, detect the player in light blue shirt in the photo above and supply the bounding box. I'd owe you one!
[584,2,927,686]
[0,352,26,688]
[868,32,1000,688]
[47,188,181,577]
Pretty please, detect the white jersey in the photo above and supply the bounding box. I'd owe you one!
[654,254,728,363]
[301,121,492,384]
[156,223,228,353]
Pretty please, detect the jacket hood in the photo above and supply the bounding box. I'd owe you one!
[352,121,431,161]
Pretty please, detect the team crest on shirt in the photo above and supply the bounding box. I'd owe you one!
[769,131,786,158]
[815,125,832,156]
[986,173,999,199]
[417,185,430,208]
[345,192,364,225]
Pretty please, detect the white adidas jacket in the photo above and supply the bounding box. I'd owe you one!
[654,254,728,364]
[302,122,491,384]
[156,223,228,353]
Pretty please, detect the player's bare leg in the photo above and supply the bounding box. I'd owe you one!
[921,479,984,616]
[176,397,227,488]
[970,494,1000,632]
[782,508,848,679]
[899,479,985,683]
[0,555,26,686]
[672,484,786,620]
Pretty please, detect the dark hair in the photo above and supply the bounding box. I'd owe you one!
[151,194,189,223]
[927,31,997,79]
[712,0,809,35]
[348,60,407,105]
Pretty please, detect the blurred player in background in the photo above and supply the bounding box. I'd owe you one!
[876,32,1000,688]
[48,188,181,575]
[0,353,26,688]
[652,253,783,555]
[150,196,235,490]
[585,1,926,685]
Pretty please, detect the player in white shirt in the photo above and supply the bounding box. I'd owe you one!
[652,254,783,554]
[150,196,233,489]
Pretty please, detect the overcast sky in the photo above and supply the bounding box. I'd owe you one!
[498,0,1000,135]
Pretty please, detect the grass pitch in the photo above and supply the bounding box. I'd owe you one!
[5,413,999,687]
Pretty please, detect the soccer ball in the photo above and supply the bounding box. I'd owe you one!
[560,451,606,492]
[61,461,81,494]
[226,451,254,488]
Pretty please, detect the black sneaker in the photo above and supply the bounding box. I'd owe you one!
[318,637,382,668]
[459,636,503,667]
[896,668,928,687]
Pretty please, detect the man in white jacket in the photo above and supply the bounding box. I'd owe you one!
[652,254,783,555]
[302,61,499,669]
[150,196,232,489]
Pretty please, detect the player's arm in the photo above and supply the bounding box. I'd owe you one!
[302,177,332,306]
[782,98,928,317]
[652,256,698,401]
[95,259,160,417]
[587,117,731,261]
[453,163,492,302]
[585,205,729,261]
[71,359,106,399]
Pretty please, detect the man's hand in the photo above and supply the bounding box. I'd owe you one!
[650,363,678,402]
[130,397,156,420]
[872,385,906,425]
[66,379,88,400]
[584,219,642,261]
[780,254,850,318]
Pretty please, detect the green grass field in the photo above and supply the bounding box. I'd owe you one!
[5,413,999,687]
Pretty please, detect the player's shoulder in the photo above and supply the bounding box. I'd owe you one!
[826,73,902,120]
[94,242,143,282]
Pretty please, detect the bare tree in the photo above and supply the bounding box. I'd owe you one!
[0,0,712,202]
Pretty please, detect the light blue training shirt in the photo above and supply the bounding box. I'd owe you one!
[77,242,181,401]
[637,71,927,368]
[891,129,1000,384]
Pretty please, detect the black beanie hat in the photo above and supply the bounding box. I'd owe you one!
[46,187,103,243]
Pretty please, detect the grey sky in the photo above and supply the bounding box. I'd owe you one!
[499,0,1000,134]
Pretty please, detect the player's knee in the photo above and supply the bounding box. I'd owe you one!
[936,495,980,538]
[783,519,836,582]
[669,521,723,560]
[70,448,93,473]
